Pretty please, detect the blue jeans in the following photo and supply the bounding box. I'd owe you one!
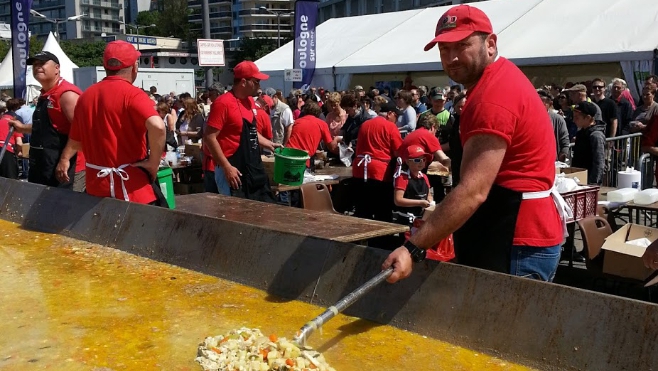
[510,244,561,282]
[214,165,231,195]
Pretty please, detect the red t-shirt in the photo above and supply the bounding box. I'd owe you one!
[70,76,159,204]
[460,57,561,247]
[202,140,215,172]
[41,78,86,173]
[641,114,658,148]
[0,113,23,153]
[401,127,441,156]
[394,172,430,192]
[256,106,273,140]
[206,91,255,159]
[353,116,403,182]
[286,115,333,166]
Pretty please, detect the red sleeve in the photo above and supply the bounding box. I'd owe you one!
[394,174,409,191]
[461,102,516,146]
[207,99,228,131]
[257,111,273,140]
[424,174,431,189]
[13,131,22,139]
[424,131,441,153]
[320,120,333,144]
[69,98,83,142]
[128,90,159,126]
[389,123,403,156]
[641,115,658,147]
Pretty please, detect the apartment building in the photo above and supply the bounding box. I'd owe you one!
[0,0,124,40]
[188,0,294,47]
[318,0,486,23]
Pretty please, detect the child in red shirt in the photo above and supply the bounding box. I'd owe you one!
[392,144,433,224]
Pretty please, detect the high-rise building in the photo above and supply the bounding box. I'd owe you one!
[0,0,125,40]
[125,0,152,24]
[188,0,294,46]
[318,0,486,23]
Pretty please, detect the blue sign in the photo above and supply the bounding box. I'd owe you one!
[126,35,157,45]
[10,0,32,99]
[293,0,318,91]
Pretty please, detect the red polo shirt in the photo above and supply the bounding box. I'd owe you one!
[352,116,403,182]
[0,113,23,153]
[256,106,273,140]
[286,115,333,166]
[206,91,255,159]
[70,76,158,204]
[461,58,561,247]
[41,78,86,172]
[401,127,441,156]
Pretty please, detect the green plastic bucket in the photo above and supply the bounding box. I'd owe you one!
[273,147,310,186]
[157,167,176,209]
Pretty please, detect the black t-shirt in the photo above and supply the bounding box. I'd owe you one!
[594,97,618,136]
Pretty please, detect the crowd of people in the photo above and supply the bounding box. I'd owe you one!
[5,4,658,283]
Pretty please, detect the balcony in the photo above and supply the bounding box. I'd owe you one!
[32,0,66,8]
[188,11,232,21]
[238,24,291,31]
[187,0,231,7]
[238,9,292,16]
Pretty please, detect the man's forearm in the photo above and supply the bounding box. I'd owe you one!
[203,129,230,169]
[409,183,484,249]
[642,146,658,157]
[609,120,618,138]
[60,139,82,162]
[257,133,274,152]
[146,123,166,164]
[283,125,293,146]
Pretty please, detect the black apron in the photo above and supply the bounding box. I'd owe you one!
[227,114,275,203]
[28,95,76,188]
[136,167,171,208]
[453,184,522,274]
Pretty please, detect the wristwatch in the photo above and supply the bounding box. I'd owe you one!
[403,240,426,263]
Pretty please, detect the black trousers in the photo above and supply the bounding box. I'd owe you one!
[0,151,18,179]
[427,174,445,203]
[353,179,393,222]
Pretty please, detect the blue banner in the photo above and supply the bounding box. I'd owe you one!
[292,0,318,91]
[10,0,32,99]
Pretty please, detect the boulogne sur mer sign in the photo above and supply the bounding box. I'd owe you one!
[126,35,157,46]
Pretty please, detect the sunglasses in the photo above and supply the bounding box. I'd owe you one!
[409,157,426,163]
[592,85,605,89]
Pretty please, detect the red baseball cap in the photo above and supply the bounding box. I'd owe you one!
[234,61,269,80]
[403,144,433,163]
[424,5,493,51]
[261,95,274,108]
[103,40,141,71]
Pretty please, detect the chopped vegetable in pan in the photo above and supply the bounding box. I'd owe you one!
[196,327,336,371]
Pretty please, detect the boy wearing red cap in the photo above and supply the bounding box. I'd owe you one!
[203,61,278,202]
[57,41,168,205]
[392,144,433,224]
[384,5,569,283]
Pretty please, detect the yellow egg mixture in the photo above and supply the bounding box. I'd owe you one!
[0,220,537,371]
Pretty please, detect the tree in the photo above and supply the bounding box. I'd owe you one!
[135,11,161,36]
[29,36,43,57]
[157,0,198,42]
[0,41,8,60]
[59,41,106,67]
[229,37,280,68]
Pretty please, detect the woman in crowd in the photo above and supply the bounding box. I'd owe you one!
[176,98,204,144]
[442,93,466,186]
[630,86,657,133]
[395,90,417,133]
[157,101,178,150]
[325,92,347,138]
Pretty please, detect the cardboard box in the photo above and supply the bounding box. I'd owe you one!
[20,143,29,158]
[601,223,657,281]
[184,143,202,163]
[174,182,204,195]
[556,167,588,185]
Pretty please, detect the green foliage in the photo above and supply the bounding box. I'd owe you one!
[29,36,43,57]
[229,37,281,68]
[157,0,198,42]
[59,40,107,67]
[0,40,9,60]
[135,11,161,36]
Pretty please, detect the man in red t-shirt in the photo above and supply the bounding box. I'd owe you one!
[9,51,85,190]
[384,5,567,283]
[203,61,278,202]
[56,41,167,206]
[0,102,24,179]
[352,104,403,222]
[286,101,340,166]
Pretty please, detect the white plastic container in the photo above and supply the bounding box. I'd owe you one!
[618,167,642,189]
[607,188,640,202]
[634,189,658,205]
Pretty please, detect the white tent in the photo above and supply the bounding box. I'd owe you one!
[255,0,658,97]
[0,48,42,102]
[42,32,79,82]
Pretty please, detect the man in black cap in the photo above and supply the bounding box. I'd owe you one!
[571,101,605,185]
[8,51,83,189]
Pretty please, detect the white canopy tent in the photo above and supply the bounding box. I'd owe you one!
[42,32,79,82]
[255,0,658,98]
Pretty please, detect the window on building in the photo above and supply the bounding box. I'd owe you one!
[349,0,359,15]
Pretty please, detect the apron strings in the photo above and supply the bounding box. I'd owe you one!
[86,163,131,201]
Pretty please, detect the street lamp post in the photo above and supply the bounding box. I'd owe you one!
[123,23,156,51]
[30,10,85,41]
[258,6,293,48]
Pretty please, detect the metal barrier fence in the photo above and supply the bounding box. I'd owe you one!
[568,133,643,187]
[637,153,657,189]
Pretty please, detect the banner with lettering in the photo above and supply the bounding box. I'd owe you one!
[292,0,318,91]
[10,0,32,99]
